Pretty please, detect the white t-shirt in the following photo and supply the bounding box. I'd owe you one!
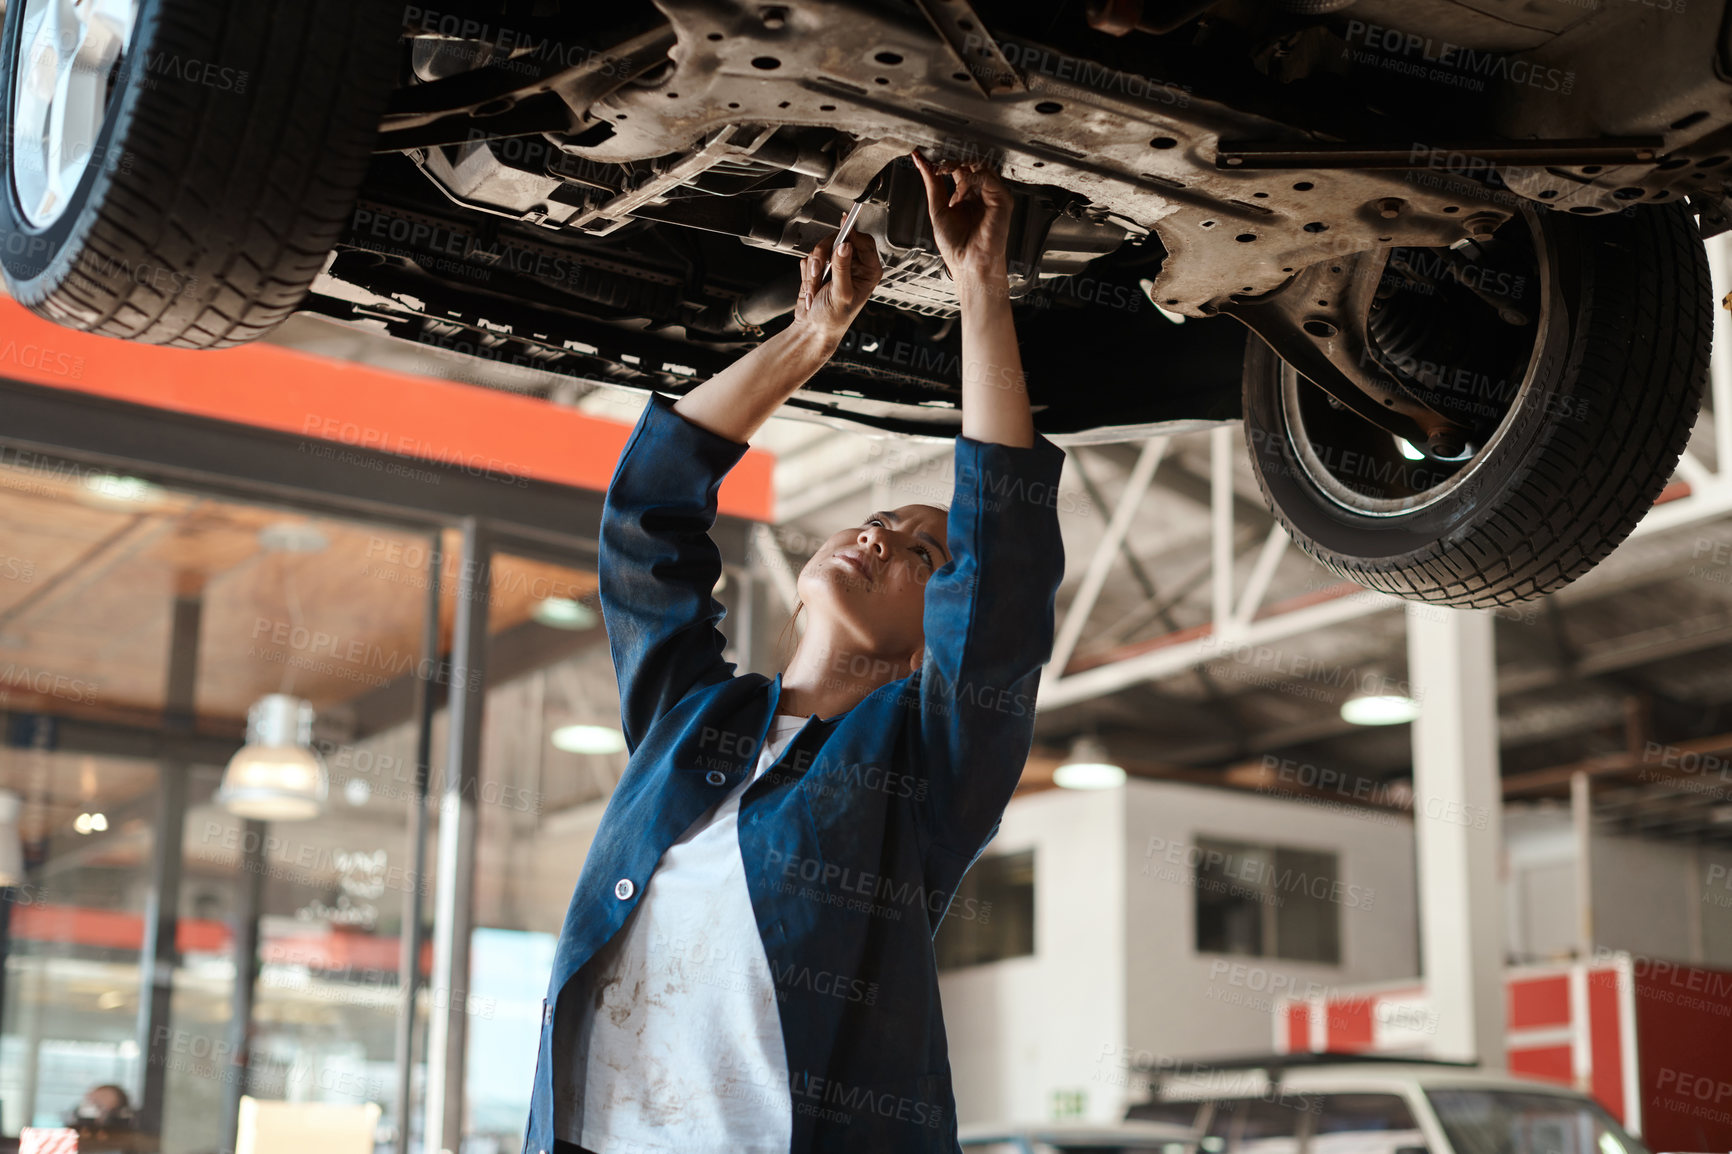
[562,713,807,1154]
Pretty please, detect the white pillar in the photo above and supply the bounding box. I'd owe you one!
[1406,605,1506,1067]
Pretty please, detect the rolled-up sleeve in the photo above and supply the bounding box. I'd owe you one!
[599,392,752,753]
[910,433,1068,858]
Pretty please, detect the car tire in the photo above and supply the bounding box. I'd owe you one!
[1242,201,1711,607]
[0,0,401,347]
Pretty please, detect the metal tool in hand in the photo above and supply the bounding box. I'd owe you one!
[819,198,867,287]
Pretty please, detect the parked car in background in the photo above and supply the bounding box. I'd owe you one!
[960,1117,1197,1154]
[1124,1059,1653,1154]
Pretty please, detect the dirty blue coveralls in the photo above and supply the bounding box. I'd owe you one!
[522,391,1067,1153]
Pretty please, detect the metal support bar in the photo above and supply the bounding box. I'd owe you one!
[1215,137,1662,170]
[219,818,265,1152]
[424,520,491,1154]
[910,0,1024,95]
[135,591,201,1137]
[1039,583,1402,709]
[1571,771,1594,960]
[1407,605,1506,1067]
[1049,440,1166,676]
[1230,524,1289,631]
[570,124,779,235]
[1675,451,1714,489]
[1211,426,1235,635]
[1709,232,1732,474]
[395,532,443,1154]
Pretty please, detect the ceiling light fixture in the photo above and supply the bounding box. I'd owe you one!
[217,695,329,821]
[1340,691,1421,726]
[80,474,162,504]
[1053,735,1126,790]
[532,597,598,630]
[551,724,627,755]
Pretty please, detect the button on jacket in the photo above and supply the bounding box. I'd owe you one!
[522,392,1067,1154]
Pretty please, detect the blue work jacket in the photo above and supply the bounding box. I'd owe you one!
[522,392,1067,1154]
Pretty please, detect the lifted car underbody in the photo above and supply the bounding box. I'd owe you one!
[306,0,1732,442]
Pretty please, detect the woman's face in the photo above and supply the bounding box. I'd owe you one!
[797,503,950,664]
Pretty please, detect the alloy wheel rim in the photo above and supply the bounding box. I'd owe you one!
[11,0,140,229]
[1283,210,1557,519]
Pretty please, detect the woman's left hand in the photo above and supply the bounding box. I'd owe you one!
[793,230,884,343]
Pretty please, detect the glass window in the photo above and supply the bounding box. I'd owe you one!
[1424,1089,1652,1154]
[1186,1095,1311,1154]
[1311,1092,1427,1154]
[936,848,1035,971]
[0,453,440,1153]
[463,550,606,1151]
[0,746,158,1136]
[1194,838,1342,965]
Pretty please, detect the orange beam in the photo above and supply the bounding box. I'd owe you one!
[0,299,774,520]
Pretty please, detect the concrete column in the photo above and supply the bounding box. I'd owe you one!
[1406,604,1506,1067]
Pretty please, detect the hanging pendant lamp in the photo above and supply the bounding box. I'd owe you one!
[217,695,329,821]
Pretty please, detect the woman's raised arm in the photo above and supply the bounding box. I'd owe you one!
[906,154,1068,859]
[600,229,884,751]
[912,151,1035,450]
[672,231,884,444]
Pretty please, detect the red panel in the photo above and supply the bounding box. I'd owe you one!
[1508,975,1572,1029]
[1632,962,1732,1152]
[0,299,775,520]
[1508,1045,1574,1085]
[1586,968,1624,1122]
[1286,1004,1311,1053]
[11,902,432,975]
[1326,998,1376,1051]
[13,904,228,952]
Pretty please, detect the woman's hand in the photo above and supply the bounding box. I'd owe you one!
[912,151,1012,293]
[792,230,884,345]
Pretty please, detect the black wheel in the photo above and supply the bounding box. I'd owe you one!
[0,0,401,347]
[1243,201,1711,607]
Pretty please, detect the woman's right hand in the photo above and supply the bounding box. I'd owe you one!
[793,230,884,345]
[911,150,1013,291]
